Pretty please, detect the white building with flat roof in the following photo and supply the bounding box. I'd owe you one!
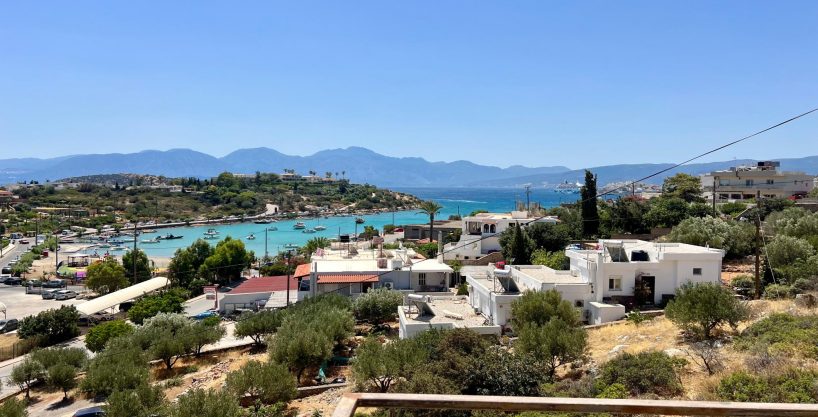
[700,161,815,202]
[443,211,558,261]
[399,239,725,338]
[299,246,453,301]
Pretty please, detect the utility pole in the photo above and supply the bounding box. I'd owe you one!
[133,222,138,281]
[712,177,717,214]
[524,185,531,212]
[754,191,762,299]
[264,227,269,261]
[285,250,292,307]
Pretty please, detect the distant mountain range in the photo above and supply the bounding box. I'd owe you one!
[0,147,816,188]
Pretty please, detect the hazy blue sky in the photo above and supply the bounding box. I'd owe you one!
[2,1,817,168]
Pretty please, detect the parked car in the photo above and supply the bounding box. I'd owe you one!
[43,279,66,288]
[1,267,11,275]
[19,239,29,244]
[0,319,19,333]
[191,310,218,320]
[73,407,105,417]
[42,289,60,299]
[0,274,11,283]
[26,280,43,287]
[54,290,77,300]
[4,278,22,286]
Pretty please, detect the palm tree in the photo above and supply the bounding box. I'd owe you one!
[417,200,443,242]
[302,237,330,259]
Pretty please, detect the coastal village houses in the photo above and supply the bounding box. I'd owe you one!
[399,239,724,339]
[443,210,558,261]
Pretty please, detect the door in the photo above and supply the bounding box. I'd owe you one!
[637,276,656,306]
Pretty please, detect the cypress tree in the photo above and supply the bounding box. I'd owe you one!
[580,170,599,238]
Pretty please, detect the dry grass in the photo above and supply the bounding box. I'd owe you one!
[0,333,20,349]
[585,298,818,400]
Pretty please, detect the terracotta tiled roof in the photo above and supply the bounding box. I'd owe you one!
[294,263,311,278]
[318,274,379,284]
[231,276,299,295]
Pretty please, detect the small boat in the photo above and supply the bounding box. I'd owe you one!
[314,225,327,231]
[293,222,306,230]
[284,243,299,249]
[111,246,127,251]
[159,234,183,240]
[108,239,125,245]
[203,234,219,240]
[355,217,365,224]
[254,219,272,224]
[141,238,160,244]
[203,228,219,236]
[303,228,316,234]
[246,234,256,240]
[97,243,111,249]
[267,226,278,231]
[142,229,157,234]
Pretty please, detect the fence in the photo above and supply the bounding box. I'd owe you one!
[331,393,818,417]
[0,338,37,362]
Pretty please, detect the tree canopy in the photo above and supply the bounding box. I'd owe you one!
[86,257,129,295]
[665,282,749,339]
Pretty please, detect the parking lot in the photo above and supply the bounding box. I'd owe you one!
[0,285,85,321]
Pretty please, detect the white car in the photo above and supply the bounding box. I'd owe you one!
[54,290,77,300]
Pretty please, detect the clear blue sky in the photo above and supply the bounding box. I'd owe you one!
[1,1,817,168]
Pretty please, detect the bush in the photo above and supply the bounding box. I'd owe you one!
[763,284,794,300]
[531,249,569,270]
[168,388,244,417]
[85,320,134,352]
[719,202,747,216]
[665,282,749,339]
[668,217,755,259]
[735,313,818,359]
[515,319,586,381]
[352,338,426,392]
[766,235,815,271]
[128,289,187,325]
[511,290,580,329]
[225,360,297,412]
[30,346,88,369]
[104,383,167,417]
[353,288,404,324]
[81,336,150,396]
[625,310,650,327]
[456,283,469,296]
[0,397,27,417]
[463,348,543,396]
[731,275,756,298]
[235,310,284,346]
[17,305,80,346]
[598,351,686,397]
[138,313,196,370]
[717,369,818,403]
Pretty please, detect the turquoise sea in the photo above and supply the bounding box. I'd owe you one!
[95,188,576,258]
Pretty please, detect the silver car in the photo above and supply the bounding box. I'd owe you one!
[42,289,60,300]
[54,290,77,300]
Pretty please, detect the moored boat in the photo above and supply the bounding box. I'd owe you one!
[246,234,256,240]
[293,222,306,230]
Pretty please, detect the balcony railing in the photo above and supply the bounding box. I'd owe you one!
[331,393,818,417]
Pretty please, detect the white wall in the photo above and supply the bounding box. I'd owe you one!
[588,302,626,325]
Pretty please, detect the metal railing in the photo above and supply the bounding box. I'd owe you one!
[331,393,818,417]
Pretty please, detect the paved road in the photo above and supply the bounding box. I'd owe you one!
[0,242,31,268]
[0,285,85,321]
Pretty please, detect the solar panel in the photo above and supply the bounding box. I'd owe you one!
[497,276,519,293]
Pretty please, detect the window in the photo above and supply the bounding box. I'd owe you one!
[418,273,427,286]
[693,268,702,276]
[608,276,622,291]
[719,179,730,186]
[745,179,754,186]
[766,179,774,185]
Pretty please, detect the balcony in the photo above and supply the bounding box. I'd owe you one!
[331,393,818,417]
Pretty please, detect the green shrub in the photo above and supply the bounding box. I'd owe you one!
[665,282,748,339]
[763,284,794,300]
[735,313,818,359]
[456,283,469,296]
[625,310,650,327]
[719,202,747,216]
[718,369,818,403]
[731,275,756,298]
[598,351,686,397]
[235,310,284,346]
[353,288,404,324]
[85,320,134,352]
[17,305,80,346]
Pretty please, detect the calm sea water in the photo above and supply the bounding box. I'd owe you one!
[94,188,576,258]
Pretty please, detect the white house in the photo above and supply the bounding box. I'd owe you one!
[298,246,453,301]
[443,211,558,260]
[398,239,725,338]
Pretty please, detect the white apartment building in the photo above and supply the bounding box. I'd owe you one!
[399,239,725,338]
[443,211,558,260]
[298,246,453,301]
[700,161,815,202]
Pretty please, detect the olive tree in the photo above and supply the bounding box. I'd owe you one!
[139,313,196,369]
[516,319,587,382]
[168,388,244,417]
[225,360,297,412]
[353,288,404,325]
[234,310,284,347]
[351,337,426,392]
[9,357,44,400]
[665,282,749,339]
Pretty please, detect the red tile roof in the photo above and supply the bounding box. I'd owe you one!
[318,274,379,284]
[231,276,299,295]
[294,263,311,278]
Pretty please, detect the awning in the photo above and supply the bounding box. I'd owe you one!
[318,274,379,284]
[76,277,171,315]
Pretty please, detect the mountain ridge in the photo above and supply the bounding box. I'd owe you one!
[1,147,816,188]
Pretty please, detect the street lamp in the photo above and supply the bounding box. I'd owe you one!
[285,249,293,307]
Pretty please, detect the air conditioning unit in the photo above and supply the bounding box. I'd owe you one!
[383,281,394,290]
